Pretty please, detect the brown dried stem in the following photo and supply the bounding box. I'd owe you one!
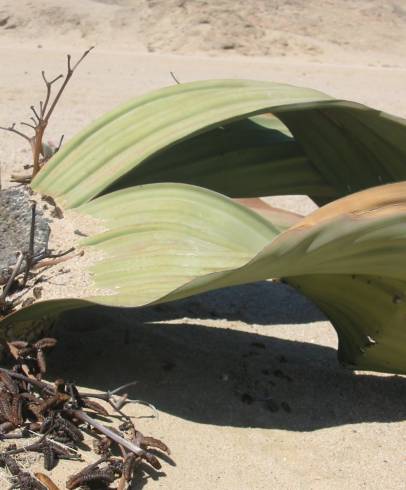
[170,71,180,84]
[43,48,93,126]
[55,134,64,152]
[0,47,94,180]
[0,368,54,395]
[67,409,145,457]
[0,252,24,310]
[0,341,167,488]
[40,73,64,118]
[22,202,36,287]
[32,250,84,270]
[0,369,144,410]
[0,123,31,143]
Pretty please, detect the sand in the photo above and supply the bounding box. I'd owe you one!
[3,198,114,311]
[0,1,405,488]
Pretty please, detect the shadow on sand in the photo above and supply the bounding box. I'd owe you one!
[126,280,326,326]
[46,281,405,433]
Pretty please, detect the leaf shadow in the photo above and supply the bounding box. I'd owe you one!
[127,280,325,326]
[46,283,405,433]
[129,463,166,490]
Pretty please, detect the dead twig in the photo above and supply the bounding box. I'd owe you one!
[67,409,155,462]
[0,368,54,395]
[0,335,168,488]
[46,247,75,259]
[22,202,36,287]
[54,134,64,153]
[31,48,94,178]
[0,123,31,143]
[0,252,24,311]
[170,71,180,84]
[32,250,84,270]
[0,47,94,179]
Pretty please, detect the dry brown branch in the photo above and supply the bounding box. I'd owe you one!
[0,47,94,180]
[0,342,168,487]
[32,250,84,270]
[0,252,24,311]
[22,201,36,287]
[0,333,166,476]
[67,410,147,458]
[170,71,181,84]
[0,123,31,143]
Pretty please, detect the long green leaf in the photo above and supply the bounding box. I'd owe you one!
[102,117,335,203]
[32,79,406,208]
[4,182,406,374]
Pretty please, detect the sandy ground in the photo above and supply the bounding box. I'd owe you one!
[0,1,406,489]
[1,0,406,67]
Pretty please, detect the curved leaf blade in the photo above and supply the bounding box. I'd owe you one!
[32,79,337,207]
[32,79,406,208]
[4,182,406,374]
[102,117,335,203]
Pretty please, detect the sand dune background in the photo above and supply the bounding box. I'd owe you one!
[1,0,406,66]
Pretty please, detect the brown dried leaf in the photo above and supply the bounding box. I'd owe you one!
[83,398,109,416]
[92,436,112,455]
[0,371,19,394]
[0,421,15,433]
[10,394,23,426]
[37,348,47,374]
[54,379,66,393]
[55,416,84,443]
[6,342,23,360]
[43,443,57,471]
[27,401,44,421]
[21,362,36,379]
[141,436,170,455]
[0,392,13,422]
[123,453,141,482]
[67,468,115,490]
[34,338,57,350]
[29,421,42,432]
[2,453,21,476]
[8,340,29,350]
[38,393,70,414]
[144,452,162,470]
[35,473,61,490]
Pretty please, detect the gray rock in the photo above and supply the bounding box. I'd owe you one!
[0,187,50,276]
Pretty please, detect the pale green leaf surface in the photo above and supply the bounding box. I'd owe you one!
[32,79,406,208]
[102,117,335,202]
[32,79,337,207]
[3,182,406,373]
